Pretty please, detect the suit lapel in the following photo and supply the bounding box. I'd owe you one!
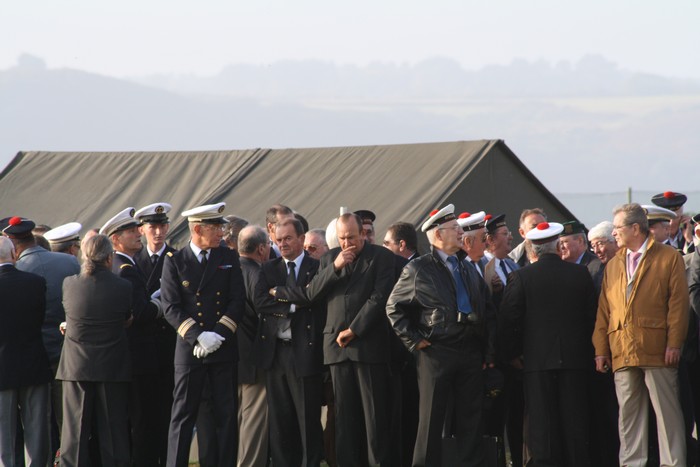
[347,245,371,290]
[199,247,224,290]
[297,254,316,287]
[275,257,290,285]
[182,246,204,290]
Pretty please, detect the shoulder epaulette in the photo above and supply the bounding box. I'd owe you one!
[166,252,174,257]
[120,263,133,269]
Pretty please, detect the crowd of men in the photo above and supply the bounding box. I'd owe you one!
[1,189,700,467]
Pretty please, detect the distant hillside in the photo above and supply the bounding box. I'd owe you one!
[132,55,700,100]
[2,55,699,194]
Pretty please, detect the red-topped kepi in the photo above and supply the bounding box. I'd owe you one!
[421,204,456,232]
[457,211,487,232]
[526,222,564,245]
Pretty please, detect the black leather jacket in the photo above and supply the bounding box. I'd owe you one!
[386,248,495,359]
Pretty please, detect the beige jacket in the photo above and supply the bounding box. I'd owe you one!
[592,236,689,371]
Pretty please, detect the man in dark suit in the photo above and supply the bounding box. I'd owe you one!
[5,215,80,454]
[383,221,419,262]
[101,207,162,467]
[254,218,325,466]
[265,204,295,259]
[559,220,602,277]
[387,204,492,467]
[483,214,519,307]
[161,202,245,467]
[133,202,177,466]
[500,222,597,467]
[58,234,133,467]
[236,225,271,467]
[273,212,395,466]
[0,235,52,467]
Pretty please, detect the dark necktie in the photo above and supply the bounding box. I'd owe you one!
[287,261,296,286]
[500,260,510,284]
[200,250,208,268]
[151,254,159,266]
[447,256,472,315]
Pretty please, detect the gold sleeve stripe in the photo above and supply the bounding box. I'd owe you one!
[219,316,238,333]
[120,264,133,269]
[177,318,196,338]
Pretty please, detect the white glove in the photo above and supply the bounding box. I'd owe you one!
[59,322,67,335]
[193,343,210,359]
[150,289,161,300]
[197,331,225,353]
[150,297,163,318]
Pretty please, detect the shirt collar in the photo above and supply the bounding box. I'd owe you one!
[627,237,650,256]
[115,251,135,265]
[189,241,206,258]
[147,244,167,257]
[434,247,452,267]
[283,251,305,271]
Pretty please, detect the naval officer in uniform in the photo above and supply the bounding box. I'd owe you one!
[101,207,162,466]
[44,222,82,258]
[133,202,177,466]
[161,202,245,467]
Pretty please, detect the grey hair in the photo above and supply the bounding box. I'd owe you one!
[308,229,327,243]
[81,234,113,275]
[0,237,15,262]
[588,221,615,243]
[531,238,559,258]
[613,203,649,235]
[237,225,268,255]
[462,229,481,242]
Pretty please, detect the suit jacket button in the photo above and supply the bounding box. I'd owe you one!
[262,335,266,339]
[262,318,266,322]
[307,325,311,329]
[216,312,221,316]
[216,301,221,305]
[197,302,202,306]
[308,342,313,346]
[199,323,204,327]
[216,292,221,296]
[196,292,200,296]
[197,312,203,317]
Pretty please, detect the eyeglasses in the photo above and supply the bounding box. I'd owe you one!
[590,240,611,249]
[305,244,325,252]
[203,225,226,232]
[438,224,461,233]
[613,223,632,231]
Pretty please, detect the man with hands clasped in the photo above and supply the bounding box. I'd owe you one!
[161,202,245,467]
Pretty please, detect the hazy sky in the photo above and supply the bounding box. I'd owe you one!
[2,0,699,78]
